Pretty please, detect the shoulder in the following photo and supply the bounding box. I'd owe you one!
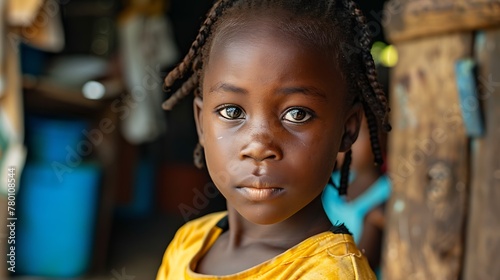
[156,211,227,280]
[173,211,228,243]
[323,234,376,279]
[323,233,360,254]
[289,233,376,279]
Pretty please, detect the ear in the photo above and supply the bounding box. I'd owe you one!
[339,103,362,152]
[193,97,205,146]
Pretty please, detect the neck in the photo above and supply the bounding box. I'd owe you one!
[225,195,331,250]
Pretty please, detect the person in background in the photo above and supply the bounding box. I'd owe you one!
[323,111,391,276]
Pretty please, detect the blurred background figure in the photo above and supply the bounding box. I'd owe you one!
[323,113,391,277]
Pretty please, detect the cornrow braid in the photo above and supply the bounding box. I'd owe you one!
[343,0,389,123]
[363,102,384,166]
[162,74,198,110]
[363,52,391,130]
[339,149,352,196]
[341,0,391,172]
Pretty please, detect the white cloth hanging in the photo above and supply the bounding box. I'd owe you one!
[118,13,179,144]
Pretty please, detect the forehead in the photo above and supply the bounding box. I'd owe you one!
[204,11,345,90]
[203,13,347,97]
[208,10,333,60]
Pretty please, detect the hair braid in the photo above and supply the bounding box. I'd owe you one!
[339,149,352,195]
[162,53,205,110]
[363,102,384,166]
[364,52,391,130]
[343,0,391,132]
[162,0,238,166]
[162,74,199,110]
[341,0,391,174]
[163,0,235,91]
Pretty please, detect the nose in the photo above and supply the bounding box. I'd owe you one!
[239,125,283,162]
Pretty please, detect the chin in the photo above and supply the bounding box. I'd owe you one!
[238,206,293,225]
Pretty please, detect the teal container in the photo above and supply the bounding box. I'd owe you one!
[16,162,101,277]
[26,116,90,162]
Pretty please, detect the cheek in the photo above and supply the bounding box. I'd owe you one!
[290,129,341,185]
[202,122,239,184]
[313,144,339,182]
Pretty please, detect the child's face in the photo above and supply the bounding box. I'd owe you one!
[194,16,361,225]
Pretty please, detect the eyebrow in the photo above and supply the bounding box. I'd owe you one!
[277,86,327,99]
[209,83,327,99]
[209,83,248,95]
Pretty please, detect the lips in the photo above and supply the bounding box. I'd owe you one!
[236,177,285,202]
[234,168,287,201]
[236,186,284,201]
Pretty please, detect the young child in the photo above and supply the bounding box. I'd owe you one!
[157,0,391,279]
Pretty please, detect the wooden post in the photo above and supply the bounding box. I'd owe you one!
[463,29,500,280]
[382,1,500,279]
[383,32,471,280]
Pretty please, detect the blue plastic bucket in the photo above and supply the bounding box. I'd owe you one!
[25,116,90,163]
[16,162,101,277]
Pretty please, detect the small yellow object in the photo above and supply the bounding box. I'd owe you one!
[380,45,398,67]
[370,41,386,64]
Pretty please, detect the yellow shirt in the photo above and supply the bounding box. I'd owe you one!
[156,212,376,280]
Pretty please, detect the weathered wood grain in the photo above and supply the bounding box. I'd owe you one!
[384,0,500,43]
[383,33,471,280]
[463,29,500,280]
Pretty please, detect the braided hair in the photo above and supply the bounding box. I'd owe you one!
[162,0,391,195]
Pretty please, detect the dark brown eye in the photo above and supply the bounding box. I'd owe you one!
[218,106,245,119]
[283,108,312,123]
